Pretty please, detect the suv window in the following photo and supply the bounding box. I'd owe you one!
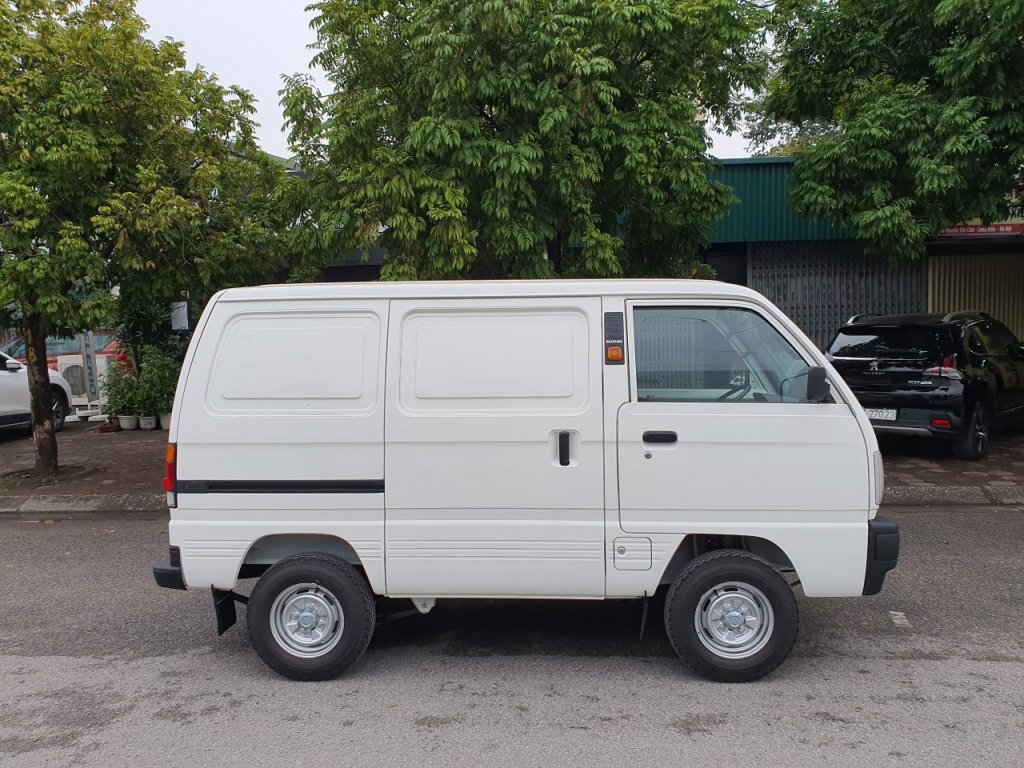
[973,321,1019,356]
[633,307,810,403]
[828,326,953,360]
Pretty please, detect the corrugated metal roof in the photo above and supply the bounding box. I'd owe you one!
[710,158,850,243]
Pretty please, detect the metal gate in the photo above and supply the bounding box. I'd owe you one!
[749,241,927,349]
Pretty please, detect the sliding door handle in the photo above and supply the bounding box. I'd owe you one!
[558,431,571,466]
[642,431,677,444]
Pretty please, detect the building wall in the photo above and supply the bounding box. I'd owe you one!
[749,240,927,348]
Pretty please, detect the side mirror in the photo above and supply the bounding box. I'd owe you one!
[806,366,831,403]
[5,358,21,372]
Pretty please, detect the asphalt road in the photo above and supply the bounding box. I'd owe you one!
[1,508,1022,768]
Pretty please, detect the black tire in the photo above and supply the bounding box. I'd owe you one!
[247,553,375,681]
[952,401,991,460]
[50,387,68,432]
[664,550,798,682]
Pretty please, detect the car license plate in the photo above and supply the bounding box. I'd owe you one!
[865,408,897,421]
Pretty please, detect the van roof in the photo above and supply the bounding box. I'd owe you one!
[216,279,764,303]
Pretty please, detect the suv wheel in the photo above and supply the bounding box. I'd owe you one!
[952,401,991,460]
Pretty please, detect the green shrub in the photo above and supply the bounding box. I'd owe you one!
[100,365,139,416]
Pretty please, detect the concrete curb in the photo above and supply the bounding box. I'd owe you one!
[882,485,1024,507]
[0,493,165,516]
[1,487,1022,516]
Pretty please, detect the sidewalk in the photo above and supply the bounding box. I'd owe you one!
[0,420,165,515]
[1,419,1022,515]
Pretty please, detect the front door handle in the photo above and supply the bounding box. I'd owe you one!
[642,431,677,444]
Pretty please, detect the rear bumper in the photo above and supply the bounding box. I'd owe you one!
[863,517,900,595]
[153,545,186,590]
[869,408,963,439]
[855,386,965,440]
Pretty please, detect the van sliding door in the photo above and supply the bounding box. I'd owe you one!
[384,298,605,597]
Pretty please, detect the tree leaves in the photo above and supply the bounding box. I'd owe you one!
[758,0,1024,261]
[283,0,768,279]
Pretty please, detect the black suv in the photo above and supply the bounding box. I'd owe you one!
[825,312,1024,459]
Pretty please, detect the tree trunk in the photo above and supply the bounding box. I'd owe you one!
[24,314,58,477]
[546,230,564,275]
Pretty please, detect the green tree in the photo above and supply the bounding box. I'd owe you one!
[755,0,1024,261]
[0,0,284,475]
[281,0,767,280]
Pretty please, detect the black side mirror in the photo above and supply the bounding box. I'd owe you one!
[806,366,831,403]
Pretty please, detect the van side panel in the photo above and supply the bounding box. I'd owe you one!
[384,298,606,597]
[170,299,388,592]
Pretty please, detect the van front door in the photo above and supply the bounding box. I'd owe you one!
[384,298,605,597]
[615,302,870,595]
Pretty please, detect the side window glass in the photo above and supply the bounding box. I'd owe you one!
[987,322,1018,355]
[968,328,985,355]
[633,307,811,403]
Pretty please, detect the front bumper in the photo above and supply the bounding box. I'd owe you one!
[153,545,186,590]
[863,517,900,595]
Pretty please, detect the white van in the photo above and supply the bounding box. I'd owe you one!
[153,280,899,682]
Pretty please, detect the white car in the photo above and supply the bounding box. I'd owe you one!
[0,351,73,432]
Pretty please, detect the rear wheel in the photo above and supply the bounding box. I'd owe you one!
[952,401,991,460]
[247,553,375,680]
[664,551,798,682]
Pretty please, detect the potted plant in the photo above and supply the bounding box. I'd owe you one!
[101,365,139,430]
[139,347,180,430]
[135,374,158,430]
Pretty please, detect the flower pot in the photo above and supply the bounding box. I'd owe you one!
[117,414,139,431]
[159,413,172,430]
[138,415,158,430]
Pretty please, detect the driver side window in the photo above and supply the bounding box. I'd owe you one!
[632,307,811,403]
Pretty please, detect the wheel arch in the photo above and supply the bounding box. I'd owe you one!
[659,534,796,588]
[239,533,381,594]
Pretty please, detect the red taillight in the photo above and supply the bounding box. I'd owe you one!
[931,418,952,428]
[923,356,962,379]
[163,443,177,507]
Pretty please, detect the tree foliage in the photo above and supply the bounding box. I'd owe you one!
[0,0,284,474]
[282,0,768,280]
[755,0,1024,261]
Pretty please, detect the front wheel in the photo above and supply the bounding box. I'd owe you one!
[50,388,68,432]
[664,551,798,682]
[247,553,375,680]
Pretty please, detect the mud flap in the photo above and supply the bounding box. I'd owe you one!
[212,588,248,635]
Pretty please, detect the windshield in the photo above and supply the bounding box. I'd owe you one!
[827,326,954,360]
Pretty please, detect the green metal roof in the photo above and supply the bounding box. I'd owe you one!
[709,157,850,243]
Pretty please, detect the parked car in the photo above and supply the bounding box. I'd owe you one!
[0,351,73,432]
[825,312,1024,459]
[1,332,119,370]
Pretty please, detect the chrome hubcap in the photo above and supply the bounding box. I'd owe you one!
[694,581,775,659]
[269,583,344,659]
